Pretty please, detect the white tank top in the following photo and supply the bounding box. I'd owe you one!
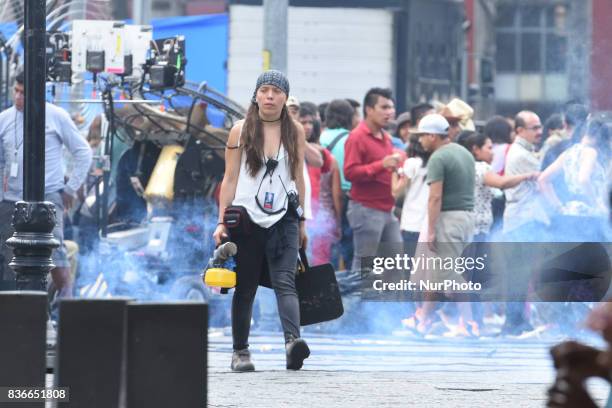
[232,124,298,228]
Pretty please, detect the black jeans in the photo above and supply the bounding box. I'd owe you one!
[231,213,300,350]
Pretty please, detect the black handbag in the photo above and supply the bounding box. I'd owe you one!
[296,248,344,326]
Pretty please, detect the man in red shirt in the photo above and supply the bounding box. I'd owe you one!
[344,87,402,274]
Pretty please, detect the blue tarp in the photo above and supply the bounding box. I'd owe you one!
[0,22,18,44]
[0,22,20,58]
[151,14,228,94]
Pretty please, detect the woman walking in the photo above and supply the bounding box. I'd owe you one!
[213,70,310,371]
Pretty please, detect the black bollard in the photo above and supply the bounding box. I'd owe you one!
[126,302,207,408]
[0,291,47,408]
[6,0,59,293]
[55,298,129,408]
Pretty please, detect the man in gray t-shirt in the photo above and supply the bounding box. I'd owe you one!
[426,143,475,212]
[413,113,476,335]
[417,114,475,250]
[0,72,92,296]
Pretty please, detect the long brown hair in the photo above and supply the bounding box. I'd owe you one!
[242,102,300,180]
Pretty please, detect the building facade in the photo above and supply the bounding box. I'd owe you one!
[227,0,463,111]
[466,0,612,119]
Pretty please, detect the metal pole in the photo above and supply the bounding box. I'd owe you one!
[52,99,163,104]
[263,0,288,73]
[461,23,469,102]
[100,88,116,238]
[0,48,4,111]
[7,0,59,291]
[0,34,8,110]
[133,0,150,25]
[24,0,45,202]
[133,0,143,24]
[113,0,130,20]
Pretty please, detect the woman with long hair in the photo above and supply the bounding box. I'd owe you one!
[391,133,430,332]
[391,133,431,250]
[539,113,611,241]
[213,70,310,371]
[442,130,537,337]
[456,130,538,242]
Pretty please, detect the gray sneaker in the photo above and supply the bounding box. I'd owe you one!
[231,349,255,372]
[285,337,310,370]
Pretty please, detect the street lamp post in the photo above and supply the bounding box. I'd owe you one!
[7,0,59,291]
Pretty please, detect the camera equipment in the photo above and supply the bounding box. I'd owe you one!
[278,176,305,220]
[86,50,105,74]
[122,54,133,77]
[46,32,72,83]
[145,36,186,90]
[287,190,304,220]
[70,20,153,80]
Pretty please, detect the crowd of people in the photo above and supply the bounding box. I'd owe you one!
[0,65,610,353]
[289,86,611,338]
[0,64,610,375]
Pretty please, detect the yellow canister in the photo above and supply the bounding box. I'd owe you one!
[204,267,237,289]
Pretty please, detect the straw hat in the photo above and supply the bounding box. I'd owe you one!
[440,98,475,131]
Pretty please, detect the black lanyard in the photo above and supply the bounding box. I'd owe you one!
[255,141,286,215]
[265,140,282,182]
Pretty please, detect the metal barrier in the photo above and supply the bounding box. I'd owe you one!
[126,302,208,408]
[0,291,48,408]
[55,298,130,407]
[0,295,207,408]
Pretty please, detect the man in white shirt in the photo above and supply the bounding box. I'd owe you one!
[503,110,548,238]
[501,110,547,336]
[0,72,92,296]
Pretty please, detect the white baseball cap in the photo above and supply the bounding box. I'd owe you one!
[414,113,449,135]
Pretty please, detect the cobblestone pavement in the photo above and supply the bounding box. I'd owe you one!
[43,327,610,407]
[207,329,610,408]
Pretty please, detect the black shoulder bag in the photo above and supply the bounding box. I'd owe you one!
[296,248,344,326]
[325,131,349,153]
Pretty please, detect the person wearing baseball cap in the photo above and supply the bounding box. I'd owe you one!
[214,69,311,371]
[408,102,435,135]
[413,113,450,140]
[412,113,477,336]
